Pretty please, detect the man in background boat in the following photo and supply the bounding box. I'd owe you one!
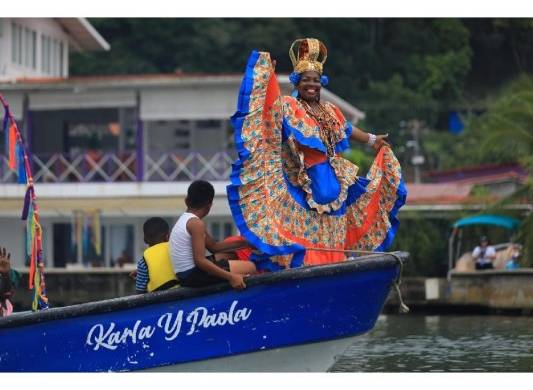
[134,217,179,294]
[0,247,21,317]
[170,180,256,289]
[472,236,497,270]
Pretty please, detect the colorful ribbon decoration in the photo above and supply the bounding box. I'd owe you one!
[0,93,49,311]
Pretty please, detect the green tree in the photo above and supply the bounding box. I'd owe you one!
[390,216,452,277]
[465,74,533,264]
[362,19,472,132]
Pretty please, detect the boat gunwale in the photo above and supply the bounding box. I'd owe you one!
[0,251,408,329]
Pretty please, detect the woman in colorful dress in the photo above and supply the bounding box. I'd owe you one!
[227,38,407,271]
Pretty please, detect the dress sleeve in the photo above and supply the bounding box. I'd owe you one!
[230,51,282,162]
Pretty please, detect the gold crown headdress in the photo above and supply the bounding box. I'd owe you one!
[289,38,328,75]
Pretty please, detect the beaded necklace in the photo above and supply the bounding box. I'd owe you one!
[298,99,342,157]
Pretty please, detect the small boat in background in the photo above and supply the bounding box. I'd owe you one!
[448,214,522,274]
[0,251,408,372]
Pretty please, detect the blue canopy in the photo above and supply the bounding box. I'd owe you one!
[453,214,520,230]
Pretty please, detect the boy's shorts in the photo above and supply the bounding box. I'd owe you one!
[177,256,230,287]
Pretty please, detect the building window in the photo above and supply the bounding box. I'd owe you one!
[31,31,37,69]
[11,23,17,63]
[119,107,137,151]
[11,23,37,69]
[109,225,134,268]
[51,38,58,76]
[66,120,121,156]
[11,22,22,64]
[41,34,51,74]
[38,36,64,76]
[59,41,64,76]
[24,27,32,67]
[53,220,107,268]
[40,35,45,72]
[192,119,224,154]
[52,223,75,267]
[207,220,235,242]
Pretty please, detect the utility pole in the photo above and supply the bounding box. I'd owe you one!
[406,119,425,183]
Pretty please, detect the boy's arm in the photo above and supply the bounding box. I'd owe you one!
[188,219,245,289]
[205,233,248,254]
[135,257,149,294]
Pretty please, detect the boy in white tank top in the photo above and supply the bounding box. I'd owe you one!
[170,180,256,289]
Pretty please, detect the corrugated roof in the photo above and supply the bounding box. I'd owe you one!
[0,73,365,122]
[426,162,528,184]
[405,183,475,204]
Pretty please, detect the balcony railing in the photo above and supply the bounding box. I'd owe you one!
[0,150,236,183]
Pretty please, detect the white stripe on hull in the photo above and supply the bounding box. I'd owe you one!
[145,335,361,372]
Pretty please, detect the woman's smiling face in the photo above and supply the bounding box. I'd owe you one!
[296,71,321,102]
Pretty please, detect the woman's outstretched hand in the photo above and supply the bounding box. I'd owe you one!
[372,134,391,152]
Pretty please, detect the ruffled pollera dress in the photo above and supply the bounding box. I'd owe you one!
[227,51,407,271]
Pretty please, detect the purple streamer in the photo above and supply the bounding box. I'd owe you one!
[3,107,9,156]
[135,118,144,181]
[21,186,32,221]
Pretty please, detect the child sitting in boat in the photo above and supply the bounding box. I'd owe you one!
[135,217,179,294]
[170,180,256,289]
[0,246,21,317]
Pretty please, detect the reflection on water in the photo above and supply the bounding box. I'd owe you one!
[330,315,533,372]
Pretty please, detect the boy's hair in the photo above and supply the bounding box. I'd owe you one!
[143,217,170,246]
[186,180,215,209]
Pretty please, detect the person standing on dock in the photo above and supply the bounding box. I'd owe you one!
[472,236,496,270]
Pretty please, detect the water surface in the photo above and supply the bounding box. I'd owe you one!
[330,315,533,372]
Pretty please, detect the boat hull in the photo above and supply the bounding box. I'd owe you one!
[0,252,406,372]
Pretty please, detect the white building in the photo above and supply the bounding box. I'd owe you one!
[0,18,109,80]
[0,18,365,270]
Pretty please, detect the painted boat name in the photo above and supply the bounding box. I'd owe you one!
[86,300,252,351]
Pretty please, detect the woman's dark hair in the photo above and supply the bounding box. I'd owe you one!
[186,180,215,209]
[143,217,170,246]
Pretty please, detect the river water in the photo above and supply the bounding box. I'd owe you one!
[330,314,533,372]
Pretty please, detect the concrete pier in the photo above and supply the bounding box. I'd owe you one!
[386,269,533,315]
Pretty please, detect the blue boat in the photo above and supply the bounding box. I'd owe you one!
[0,251,408,372]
